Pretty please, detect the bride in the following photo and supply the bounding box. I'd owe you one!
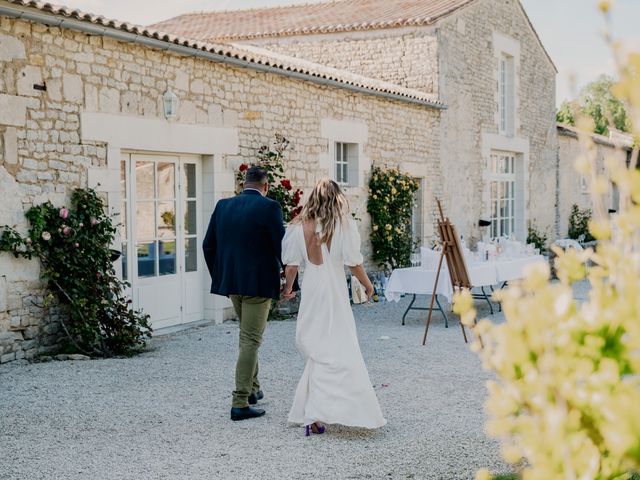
[281,178,387,436]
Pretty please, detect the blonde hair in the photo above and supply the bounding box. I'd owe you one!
[296,178,349,245]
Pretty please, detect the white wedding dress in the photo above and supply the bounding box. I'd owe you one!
[283,218,386,429]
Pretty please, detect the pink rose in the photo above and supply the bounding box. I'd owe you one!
[59,208,69,219]
[90,218,98,226]
[62,226,72,236]
[74,243,79,248]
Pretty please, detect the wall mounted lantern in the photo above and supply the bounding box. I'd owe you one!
[163,88,178,120]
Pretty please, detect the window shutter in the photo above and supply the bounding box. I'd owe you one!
[347,143,359,187]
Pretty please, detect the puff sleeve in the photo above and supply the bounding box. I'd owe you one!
[343,217,364,267]
[282,224,303,266]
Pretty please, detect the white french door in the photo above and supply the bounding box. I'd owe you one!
[488,152,517,239]
[120,153,203,330]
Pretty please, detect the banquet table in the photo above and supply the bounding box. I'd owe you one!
[384,267,451,326]
[385,254,546,324]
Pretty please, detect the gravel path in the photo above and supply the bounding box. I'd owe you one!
[0,295,516,480]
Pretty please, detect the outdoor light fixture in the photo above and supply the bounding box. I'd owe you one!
[478,219,491,227]
[163,88,178,119]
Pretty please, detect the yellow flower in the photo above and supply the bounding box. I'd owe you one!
[372,225,379,231]
[475,469,492,480]
[385,224,392,231]
[391,187,397,195]
[598,0,611,13]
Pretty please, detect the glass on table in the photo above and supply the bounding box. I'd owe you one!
[410,253,421,267]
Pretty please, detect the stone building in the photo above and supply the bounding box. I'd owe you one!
[0,0,445,361]
[155,0,559,244]
[0,0,568,363]
[557,124,633,238]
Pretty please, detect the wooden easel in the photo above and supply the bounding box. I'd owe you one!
[422,199,474,345]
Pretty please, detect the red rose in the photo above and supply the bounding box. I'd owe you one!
[281,179,292,190]
[239,163,249,172]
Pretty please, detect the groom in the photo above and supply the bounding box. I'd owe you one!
[202,166,285,421]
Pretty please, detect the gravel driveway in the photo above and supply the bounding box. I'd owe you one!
[1,296,514,480]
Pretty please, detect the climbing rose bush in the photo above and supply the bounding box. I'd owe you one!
[457,8,640,478]
[0,188,151,357]
[367,166,420,272]
[235,133,303,222]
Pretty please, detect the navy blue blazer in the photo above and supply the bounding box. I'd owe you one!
[202,190,285,300]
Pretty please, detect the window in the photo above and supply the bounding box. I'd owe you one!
[499,54,515,136]
[335,142,358,186]
[489,152,517,238]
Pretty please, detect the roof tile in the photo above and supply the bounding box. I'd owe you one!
[151,0,476,42]
[1,0,444,108]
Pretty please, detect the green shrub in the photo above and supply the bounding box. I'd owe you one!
[526,224,548,252]
[568,204,595,242]
[367,166,419,272]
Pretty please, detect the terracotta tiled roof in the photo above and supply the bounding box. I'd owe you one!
[151,0,477,42]
[0,0,444,108]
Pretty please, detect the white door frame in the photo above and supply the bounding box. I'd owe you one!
[121,152,204,329]
[80,112,239,324]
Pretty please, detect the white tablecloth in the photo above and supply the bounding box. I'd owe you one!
[385,255,546,303]
[385,267,454,302]
[492,255,546,282]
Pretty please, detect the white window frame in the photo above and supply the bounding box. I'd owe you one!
[334,141,359,187]
[320,118,369,191]
[493,33,520,138]
[488,151,518,238]
[499,54,515,137]
[335,142,349,185]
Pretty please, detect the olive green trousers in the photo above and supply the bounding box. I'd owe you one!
[229,295,271,408]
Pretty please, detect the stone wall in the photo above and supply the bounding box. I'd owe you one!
[255,28,439,94]
[251,0,559,244]
[0,16,442,362]
[557,130,626,237]
[435,0,558,242]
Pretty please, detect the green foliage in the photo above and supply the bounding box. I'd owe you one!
[235,133,303,222]
[367,166,420,272]
[0,188,151,357]
[526,224,548,252]
[568,204,595,242]
[557,76,630,135]
[556,100,577,126]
